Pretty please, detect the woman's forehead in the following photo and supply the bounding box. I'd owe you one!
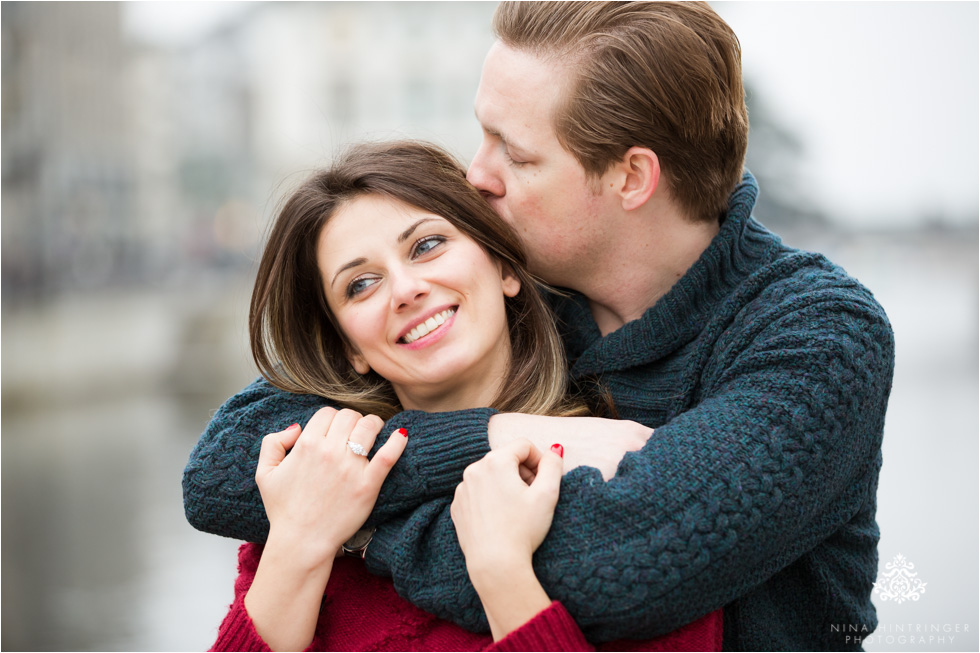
[331,194,447,230]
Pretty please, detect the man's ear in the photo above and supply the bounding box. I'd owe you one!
[346,348,371,375]
[615,147,660,211]
[499,262,522,298]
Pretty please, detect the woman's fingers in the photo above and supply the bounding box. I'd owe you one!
[257,423,302,474]
[317,407,360,446]
[290,406,340,446]
[502,437,539,470]
[346,413,385,453]
[528,445,563,506]
[365,428,409,488]
[517,464,536,484]
[294,407,379,461]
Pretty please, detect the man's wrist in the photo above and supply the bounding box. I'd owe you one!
[488,413,540,450]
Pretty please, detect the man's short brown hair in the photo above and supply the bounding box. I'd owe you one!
[493,1,749,222]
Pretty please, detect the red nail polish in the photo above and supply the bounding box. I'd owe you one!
[288,423,300,431]
[550,443,564,458]
[398,428,408,437]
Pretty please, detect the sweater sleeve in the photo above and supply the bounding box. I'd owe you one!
[182,376,494,541]
[209,543,273,652]
[486,601,594,652]
[364,285,895,641]
[484,602,723,652]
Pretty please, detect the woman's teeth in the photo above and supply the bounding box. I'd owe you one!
[401,308,456,344]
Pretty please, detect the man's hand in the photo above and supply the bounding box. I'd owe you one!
[487,414,652,481]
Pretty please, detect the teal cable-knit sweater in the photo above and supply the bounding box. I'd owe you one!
[183,172,894,651]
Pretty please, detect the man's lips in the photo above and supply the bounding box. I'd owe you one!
[398,306,458,345]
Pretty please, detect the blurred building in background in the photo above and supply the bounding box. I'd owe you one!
[2,3,134,300]
[3,2,497,306]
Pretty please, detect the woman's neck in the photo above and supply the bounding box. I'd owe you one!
[396,381,502,413]
[392,347,511,413]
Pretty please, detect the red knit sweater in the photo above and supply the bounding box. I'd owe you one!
[211,543,722,652]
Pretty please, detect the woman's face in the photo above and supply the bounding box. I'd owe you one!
[317,194,521,412]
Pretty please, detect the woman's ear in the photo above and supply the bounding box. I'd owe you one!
[347,348,371,375]
[499,262,522,298]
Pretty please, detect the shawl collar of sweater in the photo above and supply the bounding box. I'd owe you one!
[556,171,785,376]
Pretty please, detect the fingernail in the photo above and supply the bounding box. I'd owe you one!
[288,423,300,431]
[550,443,564,458]
[397,428,408,437]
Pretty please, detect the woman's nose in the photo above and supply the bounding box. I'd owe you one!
[466,140,505,199]
[389,266,430,310]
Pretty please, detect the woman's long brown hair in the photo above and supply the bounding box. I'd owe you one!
[250,140,579,420]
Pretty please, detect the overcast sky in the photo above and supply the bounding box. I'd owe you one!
[124,1,979,228]
[713,2,978,228]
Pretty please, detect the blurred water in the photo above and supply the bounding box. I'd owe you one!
[2,273,254,651]
[1,228,976,651]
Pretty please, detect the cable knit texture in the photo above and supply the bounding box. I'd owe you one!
[209,543,722,652]
[185,171,894,651]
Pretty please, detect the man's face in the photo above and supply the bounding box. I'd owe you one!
[467,41,615,288]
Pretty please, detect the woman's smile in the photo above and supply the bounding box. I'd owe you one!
[398,305,458,348]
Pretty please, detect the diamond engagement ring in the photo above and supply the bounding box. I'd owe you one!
[347,441,368,457]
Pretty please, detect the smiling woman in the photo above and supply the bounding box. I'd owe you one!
[206,140,723,651]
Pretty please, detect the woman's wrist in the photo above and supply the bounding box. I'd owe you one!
[266,523,344,571]
[466,547,532,591]
[244,534,335,651]
[468,554,552,641]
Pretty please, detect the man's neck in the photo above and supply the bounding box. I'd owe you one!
[583,208,720,336]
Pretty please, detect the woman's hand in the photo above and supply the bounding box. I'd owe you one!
[256,406,407,565]
[245,406,407,651]
[451,438,564,640]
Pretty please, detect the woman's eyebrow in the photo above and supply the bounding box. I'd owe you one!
[397,218,438,244]
[330,257,367,288]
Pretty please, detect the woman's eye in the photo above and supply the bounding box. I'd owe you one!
[346,276,378,298]
[411,235,445,258]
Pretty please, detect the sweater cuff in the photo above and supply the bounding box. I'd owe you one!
[488,601,592,652]
[209,595,273,652]
[388,408,496,497]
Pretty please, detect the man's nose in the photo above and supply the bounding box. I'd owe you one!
[466,142,505,198]
[390,266,430,310]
